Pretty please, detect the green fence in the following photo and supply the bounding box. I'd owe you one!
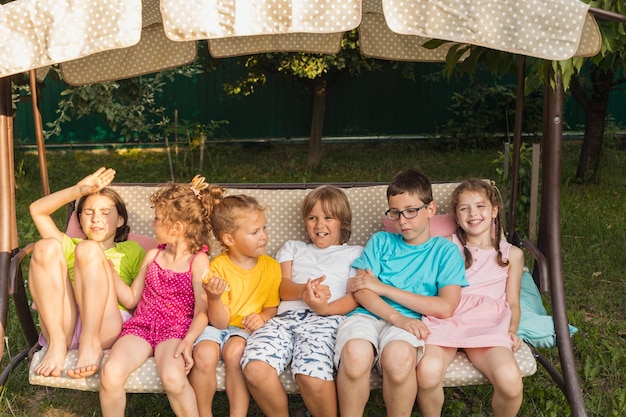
[12,58,626,147]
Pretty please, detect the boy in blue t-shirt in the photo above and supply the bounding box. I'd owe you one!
[334,168,468,417]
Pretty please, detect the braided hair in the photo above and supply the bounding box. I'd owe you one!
[451,179,508,269]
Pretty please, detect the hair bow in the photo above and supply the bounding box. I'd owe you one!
[190,175,209,199]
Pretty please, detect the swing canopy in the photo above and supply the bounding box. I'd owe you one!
[1,2,625,417]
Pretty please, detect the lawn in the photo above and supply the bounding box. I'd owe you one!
[2,139,625,416]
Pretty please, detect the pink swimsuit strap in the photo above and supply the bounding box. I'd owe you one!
[188,244,209,271]
[155,243,209,271]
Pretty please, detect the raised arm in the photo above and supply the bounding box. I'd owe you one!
[29,167,116,240]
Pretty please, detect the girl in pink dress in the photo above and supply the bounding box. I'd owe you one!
[417,179,524,417]
[99,176,224,417]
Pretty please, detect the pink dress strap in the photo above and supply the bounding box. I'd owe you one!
[188,244,209,271]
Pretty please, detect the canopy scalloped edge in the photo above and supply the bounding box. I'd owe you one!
[0,0,604,82]
[0,0,143,79]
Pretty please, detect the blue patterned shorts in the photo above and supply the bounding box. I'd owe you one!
[241,310,344,380]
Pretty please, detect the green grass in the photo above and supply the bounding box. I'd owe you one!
[2,140,625,416]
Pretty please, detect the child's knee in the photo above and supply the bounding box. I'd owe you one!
[416,357,447,390]
[74,240,105,262]
[100,361,126,389]
[192,342,219,371]
[243,360,274,385]
[222,338,246,365]
[295,374,332,396]
[338,340,374,378]
[382,341,418,371]
[159,366,188,393]
[492,365,523,397]
[31,238,63,263]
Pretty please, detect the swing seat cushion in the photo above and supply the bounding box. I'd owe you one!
[29,182,538,393]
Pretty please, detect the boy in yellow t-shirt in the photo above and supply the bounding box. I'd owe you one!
[190,195,281,417]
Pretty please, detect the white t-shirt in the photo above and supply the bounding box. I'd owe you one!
[275,240,363,315]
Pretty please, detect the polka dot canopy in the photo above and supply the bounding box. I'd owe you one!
[0,0,601,82]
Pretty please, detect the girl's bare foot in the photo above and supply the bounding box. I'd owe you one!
[67,344,104,379]
[34,344,67,377]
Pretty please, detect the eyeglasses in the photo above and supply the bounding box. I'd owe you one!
[384,203,429,220]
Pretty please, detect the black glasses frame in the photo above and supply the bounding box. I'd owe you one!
[384,203,429,220]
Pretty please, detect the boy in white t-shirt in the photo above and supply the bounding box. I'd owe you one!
[242,185,363,417]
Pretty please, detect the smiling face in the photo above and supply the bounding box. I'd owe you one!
[387,192,435,246]
[305,200,342,249]
[78,194,123,246]
[455,190,498,238]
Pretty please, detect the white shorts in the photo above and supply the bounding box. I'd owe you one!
[333,313,425,370]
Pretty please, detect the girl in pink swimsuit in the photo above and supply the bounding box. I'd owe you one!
[417,179,525,417]
[99,176,224,417]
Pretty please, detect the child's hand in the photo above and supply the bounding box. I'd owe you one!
[77,167,116,195]
[107,260,121,281]
[174,340,194,375]
[202,272,230,298]
[242,313,265,333]
[391,314,431,340]
[308,275,331,299]
[303,278,330,314]
[509,332,522,351]
[349,268,384,294]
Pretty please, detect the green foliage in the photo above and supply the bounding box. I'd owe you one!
[438,44,519,80]
[493,142,535,239]
[429,67,543,151]
[45,63,203,142]
[162,120,231,180]
[223,30,384,96]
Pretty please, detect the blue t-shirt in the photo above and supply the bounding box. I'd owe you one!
[351,231,468,319]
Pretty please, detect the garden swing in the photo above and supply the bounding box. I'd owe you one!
[1,1,625,416]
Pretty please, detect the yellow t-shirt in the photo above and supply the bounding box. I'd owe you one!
[210,253,282,328]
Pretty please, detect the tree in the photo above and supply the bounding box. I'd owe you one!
[562,1,626,183]
[223,30,385,168]
[525,2,626,183]
[438,1,626,185]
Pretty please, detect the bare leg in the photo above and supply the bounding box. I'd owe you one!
[222,336,249,417]
[296,374,338,417]
[68,240,122,378]
[189,340,220,417]
[29,239,77,377]
[466,347,523,417]
[416,344,457,417]
[243,360,289,417]
[155,338,200,417]
[100,335,152,417]
[380,340,419,417]
[336,339,375,417]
